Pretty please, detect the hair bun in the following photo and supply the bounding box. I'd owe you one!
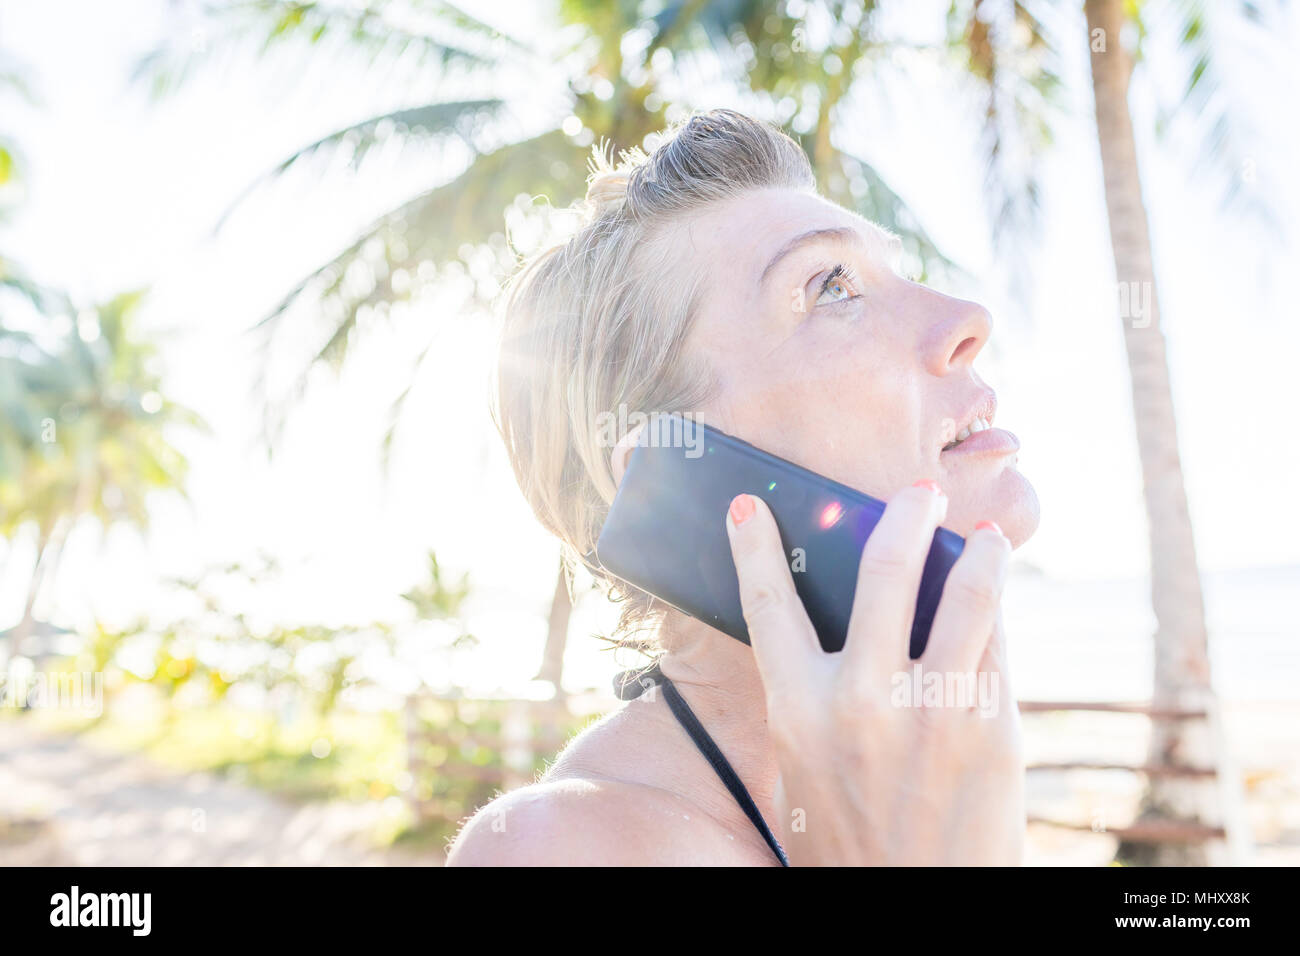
[584,140,642,215]
[584,170,630,210]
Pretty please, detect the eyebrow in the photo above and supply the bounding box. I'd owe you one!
[758,225,901,287]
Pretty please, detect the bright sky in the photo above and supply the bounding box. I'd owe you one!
[2,0,1297,696]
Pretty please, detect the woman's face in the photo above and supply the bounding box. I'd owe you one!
[678,187,1039,546]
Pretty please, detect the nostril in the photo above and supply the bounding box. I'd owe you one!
[949,336,980,366]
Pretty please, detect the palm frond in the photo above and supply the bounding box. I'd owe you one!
[948,0,1063,251]
[252,128,583,441]
[0,258,65,314]
[0,46,36,103]
[214,98,510,230]
[833,149,963,284]
[1154,0,1282,227]
[134,0,503,100]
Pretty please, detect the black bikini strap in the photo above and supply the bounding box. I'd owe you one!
[617,664,789,867]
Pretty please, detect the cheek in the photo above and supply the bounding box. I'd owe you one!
[705,324,924,495]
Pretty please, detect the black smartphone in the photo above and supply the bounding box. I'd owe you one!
[594,414,965,657]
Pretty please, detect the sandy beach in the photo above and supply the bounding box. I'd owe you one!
[1021,700,1300,866]
[3,697,1296,866]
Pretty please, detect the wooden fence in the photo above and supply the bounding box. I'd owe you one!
[402,691,1251,857]
[1020,699,1248,857]
[402,691,587,835]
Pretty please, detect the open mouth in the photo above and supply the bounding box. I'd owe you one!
[942,415,992,452]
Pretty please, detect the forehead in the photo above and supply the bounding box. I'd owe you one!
[677,187,900,281]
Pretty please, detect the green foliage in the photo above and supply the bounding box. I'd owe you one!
[28,548,587,849]
[1,291,206,538]
[0,46,31,198]
[1,47,203,629]
[400,550,472,623]
[946,0,1063,248]
[402,694,591,846]
[140,0,1020,438]
[72,548,472,719]
[126,556,392,716]
[0,47,49,307]
[134,0,502,100]
[1157,0,1277,223]
[37,698,408,810]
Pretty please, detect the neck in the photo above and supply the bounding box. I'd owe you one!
[654,612,780,813]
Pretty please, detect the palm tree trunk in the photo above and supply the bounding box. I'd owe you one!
[535,558,571,696]
[10,521,53,658]
[1084,0,1220,865]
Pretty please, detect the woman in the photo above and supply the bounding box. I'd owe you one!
[448,109,1039,866]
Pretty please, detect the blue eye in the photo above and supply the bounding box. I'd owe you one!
[815,264,858,306]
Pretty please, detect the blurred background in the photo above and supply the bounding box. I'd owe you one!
[0,0,1296,867]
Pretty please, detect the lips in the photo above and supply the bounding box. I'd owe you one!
[939,391,1017,458]
[940,426,1020,457]
[942,415,992,451]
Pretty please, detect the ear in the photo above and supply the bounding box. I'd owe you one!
[609,424,646,489]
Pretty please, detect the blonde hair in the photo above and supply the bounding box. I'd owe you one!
[494,109,814,640]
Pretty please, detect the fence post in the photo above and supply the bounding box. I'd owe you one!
[502,699,533,790]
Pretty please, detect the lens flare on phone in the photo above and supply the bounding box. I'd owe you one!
[818,501,844,529]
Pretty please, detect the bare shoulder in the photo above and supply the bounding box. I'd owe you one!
[446,708,761,866]
[445,776,694,865]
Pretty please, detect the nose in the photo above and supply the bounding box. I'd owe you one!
[922,293,992,376]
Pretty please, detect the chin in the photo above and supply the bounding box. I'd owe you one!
[946,465,1039,548]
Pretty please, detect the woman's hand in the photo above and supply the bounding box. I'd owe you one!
[724,481,1024,866]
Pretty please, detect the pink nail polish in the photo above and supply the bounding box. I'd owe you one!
[729,494,755,525]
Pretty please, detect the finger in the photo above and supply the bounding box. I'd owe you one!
[923,521,1011,678]
[725,493,819,692]
[843,479,949,683]
[978,613,1015,717]
[977,611,1009,681]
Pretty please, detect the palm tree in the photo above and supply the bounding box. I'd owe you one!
[147,0,1057,692]
[1,292,206,658]
[950,0,1272,864]
[142,2,981,419]
[1,41,61,449]
[1080,0,1230,866]
[0,47,55,315]
[1,46,76,640]
[1,45,204,659]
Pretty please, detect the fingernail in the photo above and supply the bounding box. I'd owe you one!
[913,479,943,495]
[729,493,755,526]
[975,519,1003,535]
